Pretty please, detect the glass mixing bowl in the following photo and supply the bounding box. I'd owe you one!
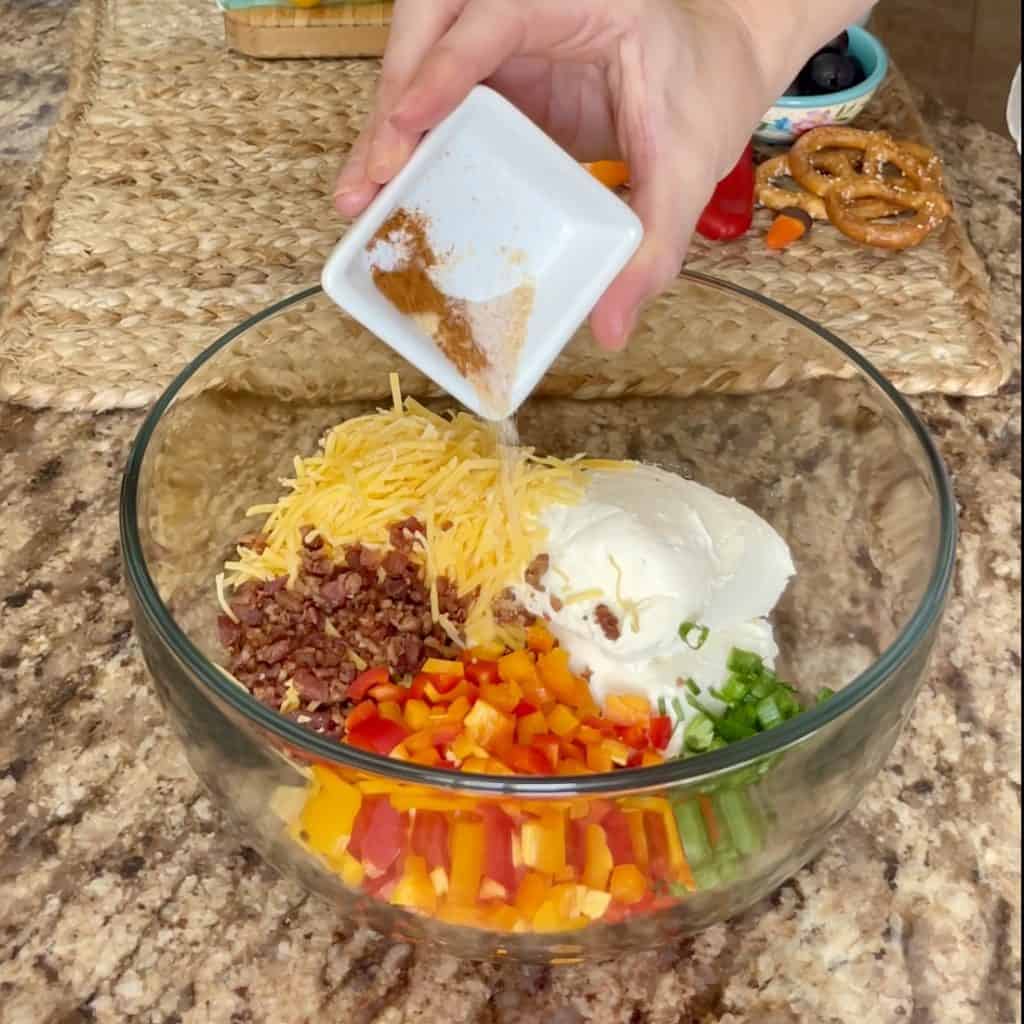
[120,273,956,961]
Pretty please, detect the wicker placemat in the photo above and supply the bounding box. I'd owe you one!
[0,0,1010,411]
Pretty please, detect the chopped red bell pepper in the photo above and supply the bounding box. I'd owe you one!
[602,809,635,865]
[345,700,378,732]
[617,724,648,750]
[580,798,615,826]
[696,142,755,241]
[531,734,561,772]
[349,796,405,875]
[464,660,500,687]
[567,819,588,877]
[644,811,670,881]
[479,804,517,894]
[411,809,450,873]
[346,715,409,755]
[649,715,673,751]
[429,673,463,695]
[348,666,390,702]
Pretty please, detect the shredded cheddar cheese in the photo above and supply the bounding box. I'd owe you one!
[224,375,604,645]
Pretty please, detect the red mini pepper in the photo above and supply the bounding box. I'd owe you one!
[696,142,755,241]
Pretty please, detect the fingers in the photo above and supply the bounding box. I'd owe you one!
[389,2,527,137]
[589,129,715,352]
[334,0,464,214]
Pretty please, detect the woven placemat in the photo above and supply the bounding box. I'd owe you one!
[0,0,1010,411]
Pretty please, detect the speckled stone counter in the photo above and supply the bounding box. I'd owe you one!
[0,4,1020,1022]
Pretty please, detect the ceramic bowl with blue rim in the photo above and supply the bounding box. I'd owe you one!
[755,27,889,145]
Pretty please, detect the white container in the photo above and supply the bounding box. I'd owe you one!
[321,86,643,420]
[1008,65,1021,156]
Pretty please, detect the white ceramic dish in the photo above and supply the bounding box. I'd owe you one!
[1008,65,1020,156]
[322,86,643,420]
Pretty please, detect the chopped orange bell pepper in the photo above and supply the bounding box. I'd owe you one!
[480,678,522,713]
[604,694,652,727]
[526,622,556,653]
[586,743,614,773]
[609,864,648,904]
[498,649,536,685]
[517,710,548,746]
[515,870,551,919]
[547,704,580,738]
[584,160,630,189]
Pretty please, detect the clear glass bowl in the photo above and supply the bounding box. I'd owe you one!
[120,273,956,961]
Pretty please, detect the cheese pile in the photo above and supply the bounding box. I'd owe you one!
[224,376,615,645]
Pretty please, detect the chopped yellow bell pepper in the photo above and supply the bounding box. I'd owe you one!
[463,699,512,749]
[582,823,614,891]
[624,810,650,869]
[486,904,523,933]
[391,855,437,913]
[449,820,485,905]
[579,887,613,919]
[468,642,506,661]
[334,850,365,888]
[521,812,566,874]
[422,658,464,678]
[377,701,405,726]
[301,769,362,858]
[404,698,431,731]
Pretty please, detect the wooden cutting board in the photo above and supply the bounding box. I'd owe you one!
[223,2,393,59]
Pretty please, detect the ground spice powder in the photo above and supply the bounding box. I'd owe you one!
[369,208,489,376]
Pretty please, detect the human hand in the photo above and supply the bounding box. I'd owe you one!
[335,0,870,350]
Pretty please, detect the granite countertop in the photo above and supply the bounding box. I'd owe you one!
[0,3,1020,1022]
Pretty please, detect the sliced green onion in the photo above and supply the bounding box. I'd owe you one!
[668,881,691,900]
[716,674,750,706]
[673,800,713,868]
[727,648,764,676]
[679,622,710,650]
[756,695,783,730]
[714,850,742,884]
[686,678,700,696]
[692,863,721,891]
[714,789,762,856]
[657,696,668,718]
[684,712,716,752]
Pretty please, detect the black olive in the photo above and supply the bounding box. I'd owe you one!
[798,52,865,95]
[819,31,850,55]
